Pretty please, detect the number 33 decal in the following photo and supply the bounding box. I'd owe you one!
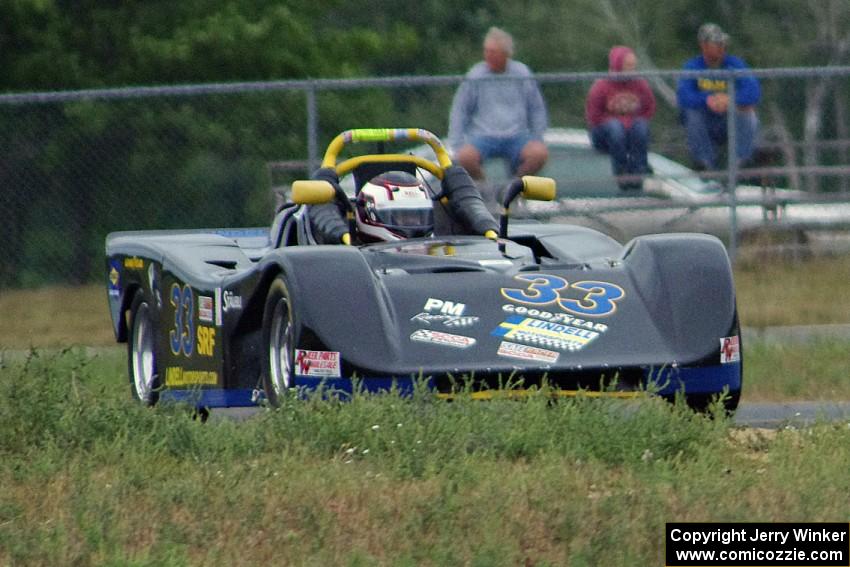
[501,274,625,317]
[170,284,195,356]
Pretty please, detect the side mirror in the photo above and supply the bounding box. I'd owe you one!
[291,180,336,205]
[499,175,557,239]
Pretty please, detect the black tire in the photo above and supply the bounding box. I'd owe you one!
[127,292,159,406]
[262,276,299,407]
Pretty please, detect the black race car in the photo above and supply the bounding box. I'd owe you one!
[105,128,742,411]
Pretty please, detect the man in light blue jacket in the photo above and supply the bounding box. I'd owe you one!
[677,23,761,171]
[448,27,549,181]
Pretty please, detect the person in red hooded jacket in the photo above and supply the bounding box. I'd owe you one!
[585,46,656,190]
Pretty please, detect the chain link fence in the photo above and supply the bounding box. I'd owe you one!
[3,67,850,289]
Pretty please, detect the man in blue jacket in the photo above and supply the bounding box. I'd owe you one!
[448,27,548,181]
[677,23,760,171]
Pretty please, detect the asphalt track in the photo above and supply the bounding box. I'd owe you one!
[734,402,850,428]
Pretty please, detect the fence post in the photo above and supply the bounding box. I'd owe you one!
[306,83,318,173]
[726,74,739,261]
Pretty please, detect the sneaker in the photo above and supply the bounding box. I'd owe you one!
[618,180,643,192]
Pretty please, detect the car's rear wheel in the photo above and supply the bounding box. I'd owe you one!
[128,292,159,406]
[262,276,299,406]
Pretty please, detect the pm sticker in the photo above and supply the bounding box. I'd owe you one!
[295,349,342,378]
[720,336,740,364]
[410,329,476,349]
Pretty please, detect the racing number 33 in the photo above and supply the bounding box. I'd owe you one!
[170,283,194,356]
[501,274,624,317]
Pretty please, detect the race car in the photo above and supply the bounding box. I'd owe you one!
[105,128,742,412]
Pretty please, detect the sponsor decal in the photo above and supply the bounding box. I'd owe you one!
[501,304,608,332]
[720,335,740,364]
[147,263,161,308]
[215,287,223,326]
[108,260,121,297]
[497,341,559,364]
[412,297,479,327]
[491,315,601,352]
[124,256,144,270]
[423,297,466,316]
[196,326,216,357]
[501,274,625,317]
[198,296,214,323]
[295,349,342,378]
[165,367,218,386]
[410,329,476,349]
[478,259,513,266]
[411,312,479,328]
[223,290,243,312]
[214,289,242,326]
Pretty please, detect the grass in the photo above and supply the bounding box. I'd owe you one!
[734,255,850,327]
[1,349,849,565]
[0,284,115,348]
[744,339,850,401]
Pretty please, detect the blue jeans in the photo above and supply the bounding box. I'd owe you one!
[682,107,758,168]
[590,118,651,178]
[471,134,533,174]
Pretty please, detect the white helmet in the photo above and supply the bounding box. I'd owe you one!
[355,171,434,242]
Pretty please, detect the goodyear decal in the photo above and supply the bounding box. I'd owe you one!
[165,367,218,386]
[492,315,600,352]
[124,256,144,270]
[502,304,608,332]
[501,274,625,317]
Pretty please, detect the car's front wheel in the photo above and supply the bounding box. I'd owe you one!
[128,292,159,406]
[262,276,299,406]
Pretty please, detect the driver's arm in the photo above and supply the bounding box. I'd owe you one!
[439,165,498,237]
[306,167,350,245]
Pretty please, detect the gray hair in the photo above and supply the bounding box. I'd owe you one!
[484,26,514,58]
[698,23,729,45]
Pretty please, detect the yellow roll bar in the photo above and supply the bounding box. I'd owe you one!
[336,154,444,179]
[321,128,452,172]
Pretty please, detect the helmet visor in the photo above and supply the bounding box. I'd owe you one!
[373,206,434,237]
